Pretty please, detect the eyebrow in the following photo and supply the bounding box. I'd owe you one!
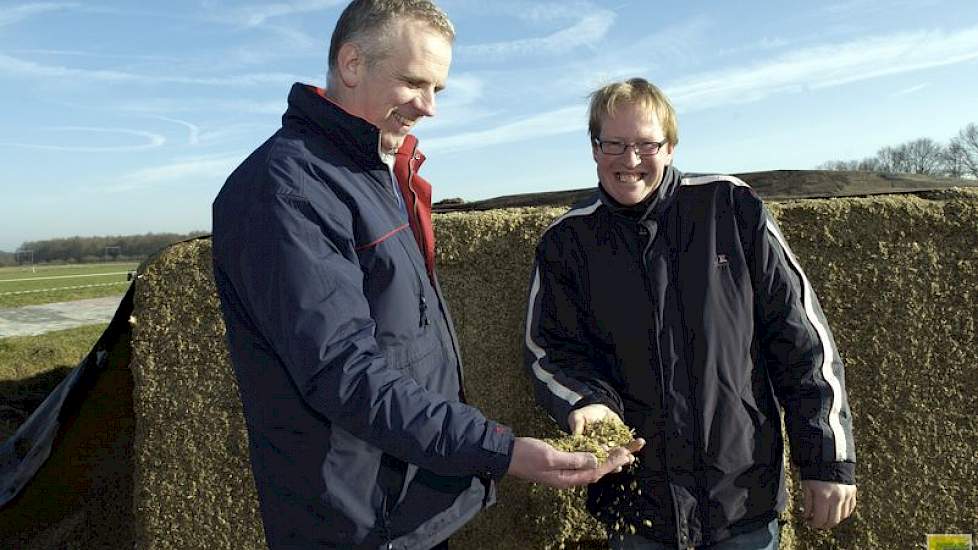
[600,137,664,142]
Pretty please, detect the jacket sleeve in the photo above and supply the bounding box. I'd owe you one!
[744,197,856,484]
[524,232,624,434]
[223,179,513,481]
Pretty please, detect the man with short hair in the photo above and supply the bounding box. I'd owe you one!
[524,78,857,549]
[212,1,641,548]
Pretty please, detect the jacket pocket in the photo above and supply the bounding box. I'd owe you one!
[320,426,386,542]
[383,329,442,383]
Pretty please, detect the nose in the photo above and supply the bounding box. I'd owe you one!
[622,147,642,165]
[415,88,437,118]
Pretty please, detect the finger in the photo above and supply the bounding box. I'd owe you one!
[809,497,830,529]
[825,498,843,529]
[568,412,584,436]
[624,438,645,453]
[550,462,605,488]
[601,447,636,473]
[843,493,857,520]
[802,484,814,520]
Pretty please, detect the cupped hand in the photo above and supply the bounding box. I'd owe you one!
[568,403,622,436]
[508,436,645,489]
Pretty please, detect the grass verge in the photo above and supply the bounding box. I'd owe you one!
[0,324,106,441]
[0,263,136,308]
[0,284,129,309]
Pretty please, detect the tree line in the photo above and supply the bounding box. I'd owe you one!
[0,231,208,267]
[817,122,978,178]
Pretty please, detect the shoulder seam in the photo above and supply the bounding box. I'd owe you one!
[543,196,602,236]
[681,174,751,188]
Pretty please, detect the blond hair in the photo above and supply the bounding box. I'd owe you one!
[588,78,678,146]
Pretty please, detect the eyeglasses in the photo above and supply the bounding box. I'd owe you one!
[593,138,667,156]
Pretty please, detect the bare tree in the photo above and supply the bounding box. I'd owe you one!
[876,145,909,173]
[942,140,968,178]
[816,160,858,170]
[856,157,882,172]
[901,138,944,175]
[954,123,978,178]
[816,122,978,177]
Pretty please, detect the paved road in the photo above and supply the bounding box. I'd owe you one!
[0,295,125,338]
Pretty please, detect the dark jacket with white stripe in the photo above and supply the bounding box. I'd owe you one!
[212,83,514,549]
[524,166,855,547]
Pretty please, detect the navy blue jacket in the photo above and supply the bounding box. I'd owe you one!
[212,83,514,549]
[524,166,856,547]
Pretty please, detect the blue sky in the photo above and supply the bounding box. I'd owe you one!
[2,0,978,252]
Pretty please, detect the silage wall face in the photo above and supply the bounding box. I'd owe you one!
[130,239,267,550]
[129,191,978,549]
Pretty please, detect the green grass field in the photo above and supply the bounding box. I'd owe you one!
[0,262,137,308]
[0,324,106,441]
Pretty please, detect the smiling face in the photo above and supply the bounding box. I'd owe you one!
[339,18,451,152]
[592,101,675,206]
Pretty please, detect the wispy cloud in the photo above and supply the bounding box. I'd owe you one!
[206,0,346,27]
[9,48,181,63]
[425,24,978,154]
[822,0,940,15]
[101,153,245,192]
[892,83,930,97]
[0,2,77,27]
[152,116,201,145]
[0,126,165,152]
[421,73,500,131]
[0,52,306,87]
[457,2,615,60]
[423,105,584,154]
[115,97,285,116]
[219,24,324,66]
[197,123,274,145]
[666,25,978,111]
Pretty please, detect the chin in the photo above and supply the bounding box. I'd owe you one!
[604,184,648,206]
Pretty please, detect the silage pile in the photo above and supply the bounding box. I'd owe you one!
[19,187,966,550]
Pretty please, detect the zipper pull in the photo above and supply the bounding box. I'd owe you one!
[419,294,430,327]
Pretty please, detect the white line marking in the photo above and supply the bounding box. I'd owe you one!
[0,281,129,296]
[0,272,130,284]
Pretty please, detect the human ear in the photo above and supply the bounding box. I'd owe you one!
[336,42,364,88]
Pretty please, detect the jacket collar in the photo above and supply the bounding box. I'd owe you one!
[283,82,424,169]
[599,164,683,223]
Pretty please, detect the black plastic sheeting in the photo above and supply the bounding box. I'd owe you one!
[0,284,134,508]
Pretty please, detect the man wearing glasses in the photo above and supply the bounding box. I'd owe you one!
[523,78,857,549]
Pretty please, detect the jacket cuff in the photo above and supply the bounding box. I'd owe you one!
[479,420,516,481]
[799,462,856,484]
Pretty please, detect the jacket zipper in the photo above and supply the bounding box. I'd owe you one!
[402,142,467,400]
[669,214,701,545]
[404,143,431,327]
[639,218,686,543]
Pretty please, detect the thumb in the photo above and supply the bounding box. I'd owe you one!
[568,411,584,436]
